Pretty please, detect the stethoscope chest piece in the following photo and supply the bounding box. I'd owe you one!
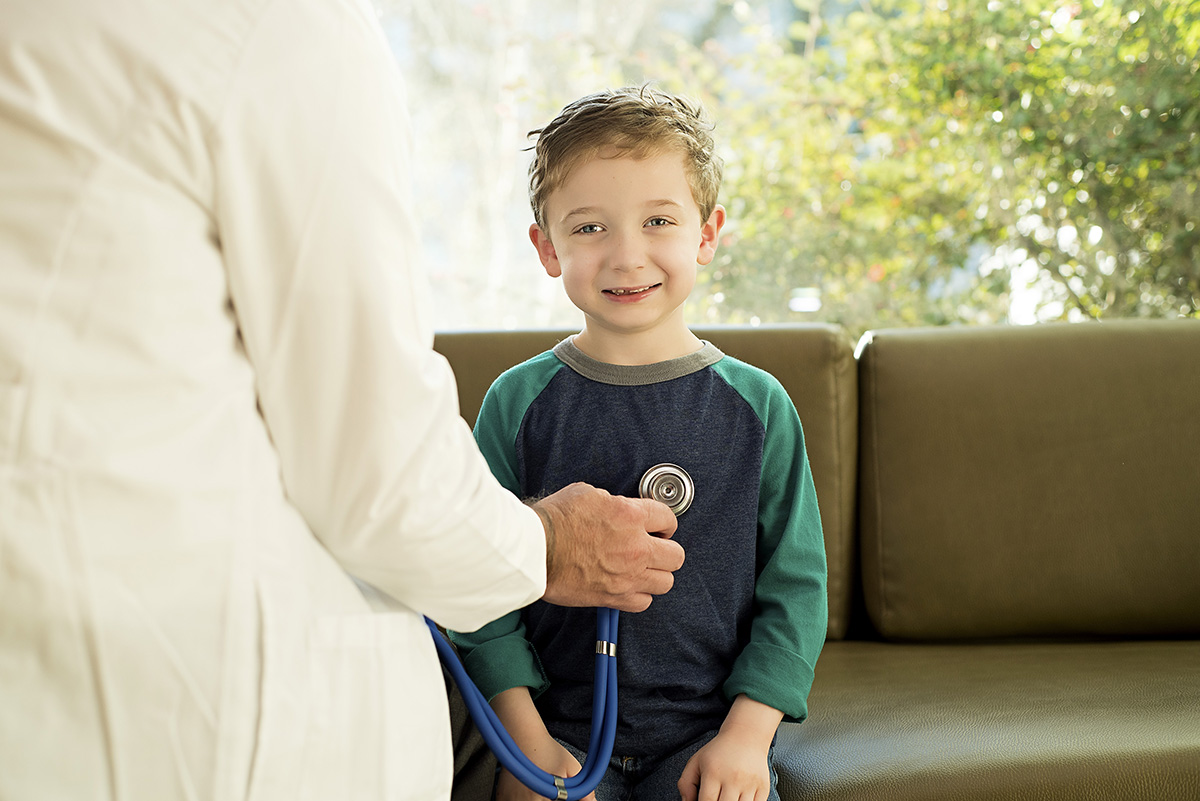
[638,463,694,516]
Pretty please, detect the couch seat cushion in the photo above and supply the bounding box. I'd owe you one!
[776,639,1200,800]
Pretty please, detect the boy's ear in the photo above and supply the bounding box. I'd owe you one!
[696,204,726,266]
[529,223,562,277]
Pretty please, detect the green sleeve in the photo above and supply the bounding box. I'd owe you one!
[447,352,562,701]
[714,361,829,722]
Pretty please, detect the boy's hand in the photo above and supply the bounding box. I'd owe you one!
[491,686,597,801]
[677,732,770,801]
[494,738,595,801]
[678,695,782,801]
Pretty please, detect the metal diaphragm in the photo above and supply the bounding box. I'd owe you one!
[638,463,694,516]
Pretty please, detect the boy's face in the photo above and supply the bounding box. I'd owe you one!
[529,150,724,350]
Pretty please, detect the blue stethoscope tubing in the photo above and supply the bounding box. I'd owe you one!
[426,606,619,800]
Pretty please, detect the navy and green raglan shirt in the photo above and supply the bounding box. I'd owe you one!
[450,337,827,758]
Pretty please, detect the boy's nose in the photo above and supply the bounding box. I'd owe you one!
[607,231,645,272]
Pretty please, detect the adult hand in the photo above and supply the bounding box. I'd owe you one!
[532,482,684,612]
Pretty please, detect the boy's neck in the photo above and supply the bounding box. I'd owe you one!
[572,323,703,366]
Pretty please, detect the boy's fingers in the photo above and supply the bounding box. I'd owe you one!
[678,760,701,801]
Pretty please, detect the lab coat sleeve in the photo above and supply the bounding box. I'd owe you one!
[209,0,544,631]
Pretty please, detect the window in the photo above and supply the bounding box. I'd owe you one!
[380,0,1200,338]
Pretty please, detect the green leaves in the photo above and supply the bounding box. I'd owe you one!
[666,0,1200,335]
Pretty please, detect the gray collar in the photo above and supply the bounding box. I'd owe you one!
[553,336,724,386]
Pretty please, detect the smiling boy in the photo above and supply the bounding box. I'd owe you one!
[528,141,719,365]
[450,86,827,801]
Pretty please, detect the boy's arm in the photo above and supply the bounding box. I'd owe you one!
[724,379,828,723]
[717,694,785,753]
[455,357,597,800]
[490,688,593,801]
[682,377,826,800]
[449,611,547,702]
[448,362,560,698]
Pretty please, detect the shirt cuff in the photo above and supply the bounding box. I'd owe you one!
[457,632,550,702]
[725,641,817,722]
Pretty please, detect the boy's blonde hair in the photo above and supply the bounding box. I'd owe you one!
[527,85,723,232]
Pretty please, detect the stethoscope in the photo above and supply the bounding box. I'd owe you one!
[427,463,694,800]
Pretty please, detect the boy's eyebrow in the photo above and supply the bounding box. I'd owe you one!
[561,206,600,223]
[560,199,684,223]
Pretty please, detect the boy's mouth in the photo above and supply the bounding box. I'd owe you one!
[604,283,661,297]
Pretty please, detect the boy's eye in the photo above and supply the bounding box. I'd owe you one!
[645,217,672,227]
[576,223,604,234]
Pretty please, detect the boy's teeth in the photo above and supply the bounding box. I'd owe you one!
[610,287,648,295]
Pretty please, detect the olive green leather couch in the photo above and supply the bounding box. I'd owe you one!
[433,320,1200,801]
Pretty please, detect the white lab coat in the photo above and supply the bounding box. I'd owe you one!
[0,0,545,799]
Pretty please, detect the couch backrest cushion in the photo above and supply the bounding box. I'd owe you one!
[857,320,1200,640]
[433,324,859,640]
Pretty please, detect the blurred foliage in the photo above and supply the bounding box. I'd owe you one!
[649,0,1200,337]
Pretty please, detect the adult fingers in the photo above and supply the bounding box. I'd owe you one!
[645,534,685,573]
[632,496,680,538]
